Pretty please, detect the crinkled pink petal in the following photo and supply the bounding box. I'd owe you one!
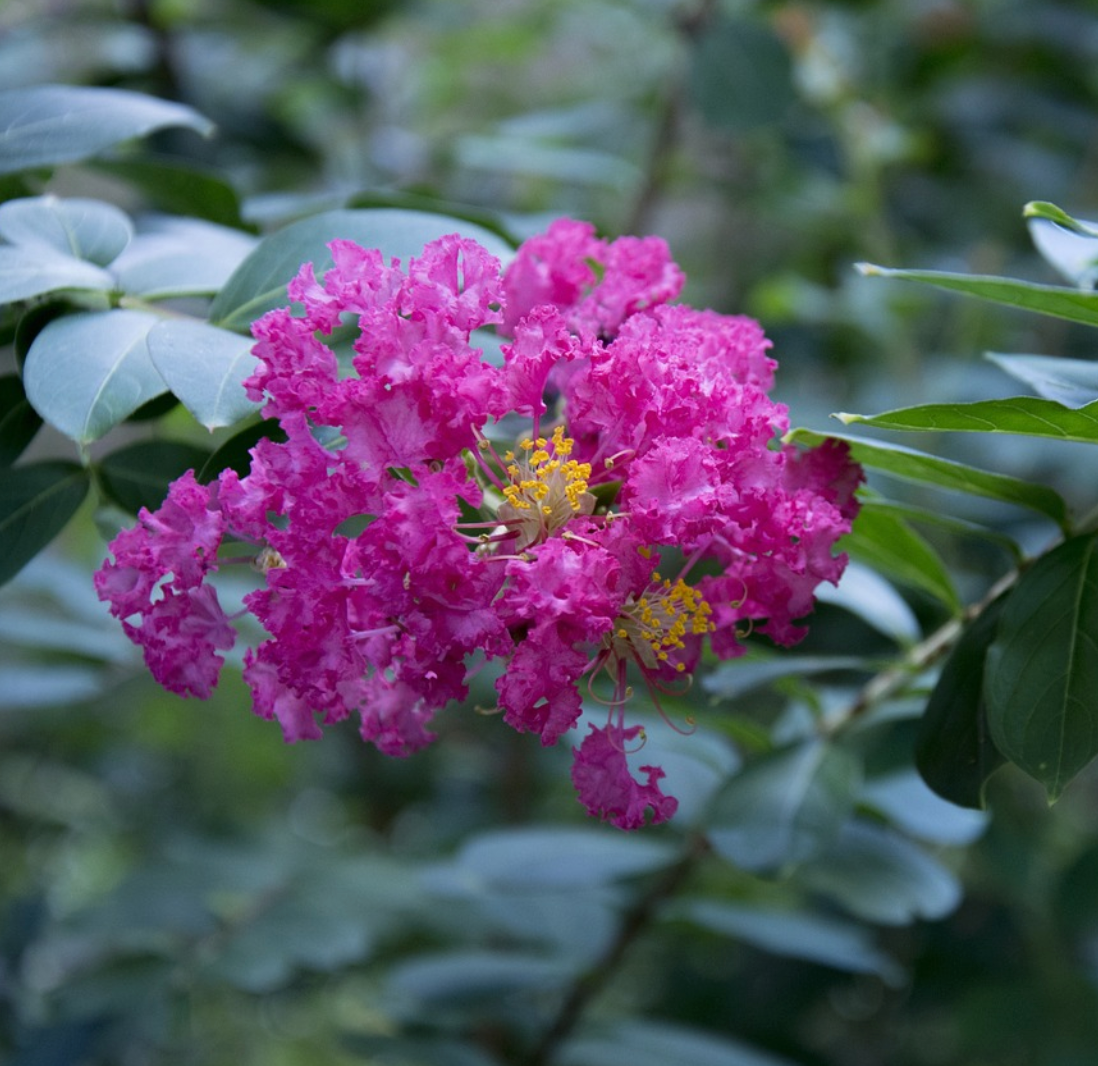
[571,723,678,830]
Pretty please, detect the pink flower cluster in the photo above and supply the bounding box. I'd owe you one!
[95,219,861,829]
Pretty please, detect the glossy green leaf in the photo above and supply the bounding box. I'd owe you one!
[146,319,261,430]
[856,262,1098,327]
[0,195,132,265]
[209,208,515,333]
[97,441,212,514]
[916,595,1009,809]
[561,1019,798,1066]
[23,309,164,443]
[703,654,869,701]
[0,461,90,586]
[838,396,1098,443]
[986,534,1098,800]
[987,353,1098,409]
[787,429,1069,528]
[796,820,961,925]
[706,739,862,873]
[0,85,213,175]
[844,504,962,614]
[815,560,921,644]
[111,218,258,299]
[679,900,903,983]
[0,245,113,303]
[1024,200,1098,238]
[195,419,284,483]
[0,374,42,466]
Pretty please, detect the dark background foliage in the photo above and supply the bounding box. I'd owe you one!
[3,2,1098,1064]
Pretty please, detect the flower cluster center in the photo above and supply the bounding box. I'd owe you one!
[609,574,714,673]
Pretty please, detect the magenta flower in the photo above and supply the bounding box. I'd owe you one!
[95,220,861,830]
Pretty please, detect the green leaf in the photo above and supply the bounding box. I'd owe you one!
[679,900,903,983]
[0,461,90,586]
[987,353,1098,409]
[856,262,1098,328]
[862,769,989,845]
[0,85,213,176]
[561,1019,799,1066]
[97,441,212,514]
[703,654,870,701]
[796,820,961,925]
[986,534,1098,800]
[787,429,1069,529]
[0,374,42,466]
[838,395,1098,444]
[209,208,516,333]
[706,739,862,874]
[452,827,674,891]
[916,595,1009,809]
[844,504,962,614]
[111,218,258,299]
[0,195,132,265]
[815,560,921,644]
[0,245,113,303]
[1023,200,1098,239]
[23,309,164,443]
[146,320,261,430]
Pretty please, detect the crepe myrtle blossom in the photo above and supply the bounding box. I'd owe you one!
[95,219,861,830]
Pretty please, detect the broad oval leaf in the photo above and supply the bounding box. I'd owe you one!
[24,309,164,443]
[838,396,1098,444]
[814,559,922,644]
[679,899,903,983]
[0,245,113,303]
[787,429,1069,529]
[987,353,1098,409]
[857,262,1098,328]
[146,319,261,430]
[861,769,989,845]
[0,85,213,175]
[209,208,515,333]
[706,738,862,874]
[986,534,1098,800]
[0,461,90,586]
[916,595,1009,809]
[111,217,258,298]
[0,195,132,265]
[98,440,213,514]
[796,820,961,925]
[0,374,42,466]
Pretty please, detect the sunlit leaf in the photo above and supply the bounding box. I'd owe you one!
[706,739,861,873]
[146,319,261,430]
[787,429,1069,529]
[23,309,164,443]
[0,195,132,265]
[98,441,212,514]
[814,559,922,644]
[0,84,213,175]
[916,595,1009,809]
[0,461,90,586]
[209,208,515,333]
[986,534,1098,800]
[838,396,1098,444]
[856,262,1098,327]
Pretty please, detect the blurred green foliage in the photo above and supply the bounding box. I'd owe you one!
[3,1,1098,1065]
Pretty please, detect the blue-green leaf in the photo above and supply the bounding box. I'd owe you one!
[986,534,1098,801]
[24,309,164,443]
[987,352,1098,409]
[97,440,212,514]
[209,208,515,333]
[146,319,261,430]
[787,429,1069,529]
[0,245,113,304]
[0,461,90,586]
[0,85,213,175]
[0,195,132,265]
[706,739,862,873]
